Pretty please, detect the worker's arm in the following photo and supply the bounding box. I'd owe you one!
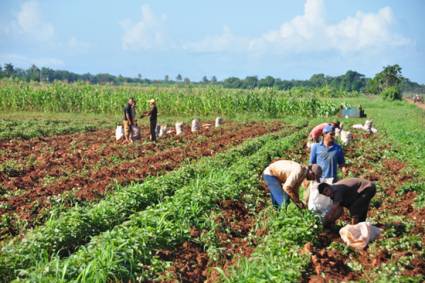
[142,107,153,118]
[324,203,342,224]
[338,147,346,175]
[357,180,374,193]
[309,144,317,164]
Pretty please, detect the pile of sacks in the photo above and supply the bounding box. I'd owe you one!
[115,117,224,141]
[335,128,352,146]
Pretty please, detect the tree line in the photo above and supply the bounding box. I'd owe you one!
[0,63,424,95]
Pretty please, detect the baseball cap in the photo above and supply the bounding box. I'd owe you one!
[322,124,335,135]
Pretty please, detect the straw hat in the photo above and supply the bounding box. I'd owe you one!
[148,99,156,104]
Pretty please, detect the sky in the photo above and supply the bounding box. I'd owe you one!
[0,0,424,83]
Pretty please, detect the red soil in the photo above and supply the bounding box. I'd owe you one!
[0,121,283,239]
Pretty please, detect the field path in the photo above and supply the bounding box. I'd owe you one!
[405,98,425,110]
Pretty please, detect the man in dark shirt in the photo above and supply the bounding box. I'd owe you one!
[318,178,376,225]
[123,98,136,144]
[142,99,158,142]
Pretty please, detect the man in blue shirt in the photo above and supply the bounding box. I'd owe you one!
[309,124,346,183]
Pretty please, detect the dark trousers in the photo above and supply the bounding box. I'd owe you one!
[349,184,376,222]
[150,120,157,142]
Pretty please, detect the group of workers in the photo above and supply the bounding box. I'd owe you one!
[122,98,375,227]
[263,121,376,228]
[122,98,158,144]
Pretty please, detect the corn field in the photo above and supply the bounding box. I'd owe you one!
[0,81,341,117]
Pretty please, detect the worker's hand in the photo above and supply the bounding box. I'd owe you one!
[341,166,348,176]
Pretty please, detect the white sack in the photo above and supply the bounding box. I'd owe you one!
[308,181,333,217]
[215,117,223,128]
[115,126,124,141]
[339,222,381,249]
[175,122,183,136]
[131,125,141,140]
[191,119,200,132]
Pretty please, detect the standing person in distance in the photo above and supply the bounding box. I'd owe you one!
[142,99,158,142]
[123,98,136,144]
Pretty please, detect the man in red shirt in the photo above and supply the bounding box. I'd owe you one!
[308,121,341,143]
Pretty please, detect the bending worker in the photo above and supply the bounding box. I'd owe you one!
[317,178,376,226]
[262,160,322,208]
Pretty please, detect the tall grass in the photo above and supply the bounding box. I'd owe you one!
[0,81,341,117]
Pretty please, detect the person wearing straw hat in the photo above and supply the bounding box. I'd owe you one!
[142,99,158,142]
[262,160,322,209]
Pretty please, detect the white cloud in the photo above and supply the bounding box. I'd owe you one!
[120,5,168,50]
[186,0,410,54]
[254,0,410,53]
[325,7,410,52]
[182,26,250,53]
[66,36,91,53]
[0,53,64,68]
[16,0,54,41]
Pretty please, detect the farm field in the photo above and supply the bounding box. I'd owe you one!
[0,85,424,282]
[0,120,284,240]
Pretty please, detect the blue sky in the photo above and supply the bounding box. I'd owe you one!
[1,0,424,82]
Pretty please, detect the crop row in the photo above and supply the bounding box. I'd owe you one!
[223,207,320,282]
[0,124,300,282]
[0,81,340,117]
[12,127,307,282]
[0,119,98,140]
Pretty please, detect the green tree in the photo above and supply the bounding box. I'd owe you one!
[369,65,403,100]
[377,64,402,89]
[202,76,209,83]
[243,76,258,89]
[259,76,275,88]
[28,64,41,82]
[4,63,15,77]
[309,73,327,87]
[223,77,242,88]
[176,74,182,82]
[381,86,402,100]
[211,76,217,83]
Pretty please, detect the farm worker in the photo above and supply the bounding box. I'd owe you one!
[123,97,136,144]
[317,178,376,226]
[309,124,346,184]
[262,160,322,209]
[308,121,341,144]
[142,99,158,142]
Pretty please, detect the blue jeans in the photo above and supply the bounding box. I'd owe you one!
[263,174,289,208]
